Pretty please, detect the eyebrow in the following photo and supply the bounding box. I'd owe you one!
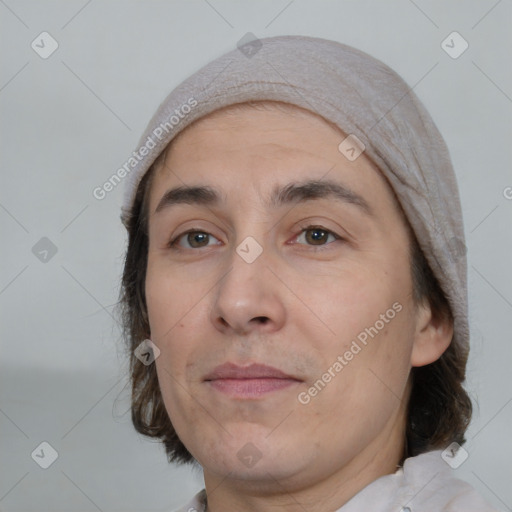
[154,179,372,216]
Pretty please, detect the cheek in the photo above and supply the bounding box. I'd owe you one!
[305,267,406,347]
[145,260,212,400]
[151,309,205,437]
[145,257,207,342]
[299,260,415,402]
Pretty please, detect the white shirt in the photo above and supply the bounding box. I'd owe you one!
[173,450,499,511]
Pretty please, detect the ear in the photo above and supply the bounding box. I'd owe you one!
[410,301,453,367]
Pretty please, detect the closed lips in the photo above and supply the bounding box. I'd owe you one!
[204,362,302,398]
[204,362,301,381]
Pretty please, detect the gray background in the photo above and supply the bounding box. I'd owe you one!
[1,1,511,511]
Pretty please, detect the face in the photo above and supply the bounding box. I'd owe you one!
[145,104,424,492]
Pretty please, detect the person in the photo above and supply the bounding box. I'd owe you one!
[118,35,498,511]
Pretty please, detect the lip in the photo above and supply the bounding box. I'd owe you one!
[205,362,297,380]
[204,362,301,399]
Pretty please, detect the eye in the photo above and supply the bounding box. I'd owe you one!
[169,230,221,250]
[294,225,341,246]
[169,225,341,250]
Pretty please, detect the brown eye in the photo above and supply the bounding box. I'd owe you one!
[170,230,220,249]
[306,228,329,245]
[186,232,210,248]
[296,226,340,246]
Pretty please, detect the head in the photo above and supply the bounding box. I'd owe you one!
[120,99,472,487]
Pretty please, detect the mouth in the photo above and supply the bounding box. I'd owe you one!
[204,362,302,399]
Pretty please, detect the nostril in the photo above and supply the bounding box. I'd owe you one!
[253,316,269,324]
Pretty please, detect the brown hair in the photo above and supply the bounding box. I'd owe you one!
[119,104,472,465]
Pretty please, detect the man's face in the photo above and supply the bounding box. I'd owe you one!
[145,104,422,489]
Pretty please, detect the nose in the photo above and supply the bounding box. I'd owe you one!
[210,243,286,336]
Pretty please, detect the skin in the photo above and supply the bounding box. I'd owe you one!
[144,103,452,512]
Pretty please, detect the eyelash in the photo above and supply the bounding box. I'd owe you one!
[168,225,342,251]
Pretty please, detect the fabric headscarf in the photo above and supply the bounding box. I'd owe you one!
[121,35,469,357]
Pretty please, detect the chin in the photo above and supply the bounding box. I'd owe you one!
[196,431,314,484]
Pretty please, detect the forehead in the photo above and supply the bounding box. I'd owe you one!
[166,101,345,157]
[147,102,401,218]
